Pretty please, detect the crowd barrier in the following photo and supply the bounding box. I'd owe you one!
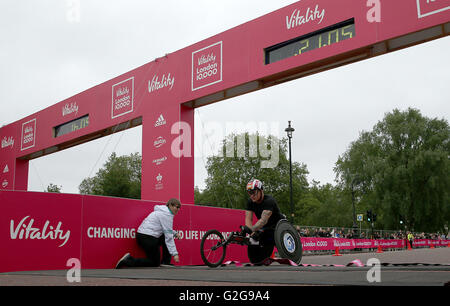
[300,237,450,252]
[1,190,248,273]
[2,190,448,273]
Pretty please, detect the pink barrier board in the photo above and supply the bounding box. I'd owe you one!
[0,190,248,272]
[1,190,449,272]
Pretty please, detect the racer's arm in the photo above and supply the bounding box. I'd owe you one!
[245,210,253,229]
[251,209,272,232]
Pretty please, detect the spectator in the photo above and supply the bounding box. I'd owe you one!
[115,198,182,268]
[407,231,414,249]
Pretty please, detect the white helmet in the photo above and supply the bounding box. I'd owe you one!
[246,179,263,191]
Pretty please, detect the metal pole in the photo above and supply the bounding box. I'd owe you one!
[288,134,293,223]
[351,177,360,238]
[285,121,295,224]
[351,180,357,237]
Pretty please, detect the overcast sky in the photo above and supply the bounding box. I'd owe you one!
[1,0,449,195]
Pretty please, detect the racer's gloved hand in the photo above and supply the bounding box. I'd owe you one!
[242,225,253,235]
[251,230,261,241]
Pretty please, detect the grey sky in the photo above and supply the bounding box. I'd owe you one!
[1,0,449,195]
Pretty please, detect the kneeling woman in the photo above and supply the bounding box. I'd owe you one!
[116,198,181,268]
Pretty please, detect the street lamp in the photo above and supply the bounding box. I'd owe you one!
[351,176,360,237]
[285,121,295,223]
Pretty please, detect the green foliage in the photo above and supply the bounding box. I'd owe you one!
[297,182,353,228]
[79,152,142,199]
[46,183,62,193]
[335,108,450,232]
[195,132,309,222]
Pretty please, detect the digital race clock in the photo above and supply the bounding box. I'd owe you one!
[265,19,356,65]
[54,115,89,137]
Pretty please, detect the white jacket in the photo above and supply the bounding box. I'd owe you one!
[137,205,178,256]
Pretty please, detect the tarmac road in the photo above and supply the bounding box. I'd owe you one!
[1,247,449,286]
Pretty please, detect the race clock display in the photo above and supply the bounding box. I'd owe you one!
[54,115,89,137]
[265,19,356,65]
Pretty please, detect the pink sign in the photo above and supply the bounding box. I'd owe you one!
[301,237,355,251]
[0,191,82,272]
[80,196,154,269]
[301,238,410,251]
[417,0,450,18]
[111,77,134,119]
[192,41,223,91]
[0,190,247,272]
[20,119,36,151]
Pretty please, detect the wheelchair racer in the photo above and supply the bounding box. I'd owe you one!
[243,179,285,263]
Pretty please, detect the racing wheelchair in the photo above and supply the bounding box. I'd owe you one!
[200,219,302,268]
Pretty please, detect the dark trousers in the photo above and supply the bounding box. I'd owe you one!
[125,233,172,267]
[247,227,275,264]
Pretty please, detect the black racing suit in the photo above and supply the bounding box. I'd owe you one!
[246,194,284,263]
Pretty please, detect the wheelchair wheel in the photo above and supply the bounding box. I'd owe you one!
[274,220,302,264]
[200,229,227,268]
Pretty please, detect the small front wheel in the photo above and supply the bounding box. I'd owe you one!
[200,229,227,268]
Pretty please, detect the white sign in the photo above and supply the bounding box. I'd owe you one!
[148,73,175,93]
[286,4,326,30]
[1,136,14,149]
[10,216,71,247]
[154,114,167,127]
[416,0,450,18]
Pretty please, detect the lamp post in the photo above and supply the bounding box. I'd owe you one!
[351,176,361,238]
[285,121,295,223]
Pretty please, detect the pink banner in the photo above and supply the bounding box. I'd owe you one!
[0,190,248,272]
[413,239,450,248]
[0,191,82,272]
[301,237,449,251]
[1,190,449,272]
[301,238,356,251]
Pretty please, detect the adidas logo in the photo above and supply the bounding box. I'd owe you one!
[3,164,9,174]
[154,114,166,127]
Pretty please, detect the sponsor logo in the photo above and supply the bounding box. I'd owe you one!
[286,4,326,30]
[155,173,164,190]
[112,77,134,119]
[21,119,36,151]
[148,73,175,93]
[2,179,8,188]
[152,156,167,166]
[10,216,71,247]
[1,136,14,149]
[87,227,136,239]
[192,41,223,91]
[153,136,166,148]
[154,114,167,127]
[302,240,327,247]
[62,102,79,116]
[333,240,351,247]
[417,0,450,18]
[283,233,296,253]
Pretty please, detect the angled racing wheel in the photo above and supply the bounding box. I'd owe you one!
[274,219,302,264]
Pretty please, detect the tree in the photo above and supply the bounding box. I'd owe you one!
[335,108,450,232]
[297,181,353,228]
[46,183,62,193]
[195,132,309,224]
[79,152,142,199]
